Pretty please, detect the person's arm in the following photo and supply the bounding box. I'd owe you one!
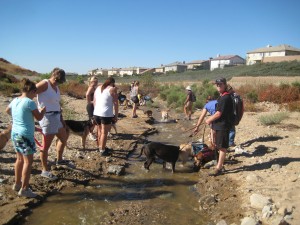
[5,106,11,116]
[206,111,222,125]
[35,80,48,94]
[110,87,119,122]
[32,107,46,121]
[86,86,93,104]
[184,93,190,105]
[193,109,208,133]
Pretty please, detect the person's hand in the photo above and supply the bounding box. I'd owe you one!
[193,127,199,134]
[205,118,211,125]
[40,106,46,114]
[113,115,118,123]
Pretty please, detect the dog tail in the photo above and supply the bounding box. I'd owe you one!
[135,145,145,158]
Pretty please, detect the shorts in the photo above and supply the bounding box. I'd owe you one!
[215,129,230,149]
[185,101,193,110]
[94,116,114,125]
[131,96,139,104]
[39,112,63,135]
[12,132,36,155]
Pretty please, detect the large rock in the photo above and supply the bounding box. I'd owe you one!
[250,193,272,210]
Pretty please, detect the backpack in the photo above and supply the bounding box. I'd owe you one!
[231,93,244,126]
[191,92,196,102]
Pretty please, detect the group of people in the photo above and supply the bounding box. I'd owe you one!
[6,68,67,197]
[6,68,236,199]
[5,68,121,198]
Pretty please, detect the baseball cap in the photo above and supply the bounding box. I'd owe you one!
[215,77,227,84]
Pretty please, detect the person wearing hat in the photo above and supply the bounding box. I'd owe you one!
[35,67,68,180]
[184,85,193,120]
[205,77,234,176]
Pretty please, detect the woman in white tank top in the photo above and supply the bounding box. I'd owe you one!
[93,77,118,156]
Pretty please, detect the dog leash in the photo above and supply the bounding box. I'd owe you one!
[34,127,45,150]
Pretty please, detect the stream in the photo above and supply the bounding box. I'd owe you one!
[24,111,208,225]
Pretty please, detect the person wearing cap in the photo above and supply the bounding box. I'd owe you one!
[184,85,193,120]
[35,68,68,180]
[205,77,234,176]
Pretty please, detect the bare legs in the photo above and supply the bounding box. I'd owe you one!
[40,126,67,171]
[97,123,112,151]
[14,152,34,190]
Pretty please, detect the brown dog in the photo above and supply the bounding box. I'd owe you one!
[0,125,12,150]
[144,110,153,118]
[179,143,216,170]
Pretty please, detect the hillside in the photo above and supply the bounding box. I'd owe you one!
[0,58,39,77]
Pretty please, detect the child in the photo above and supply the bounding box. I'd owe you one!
[6,78,46,198]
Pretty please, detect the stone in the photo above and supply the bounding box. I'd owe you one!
[107,165,125,176]
[271,164,281,171]
[246,174,263,183]
[240,217,259,225]
[250,193,272,209]
[216,220,227,225]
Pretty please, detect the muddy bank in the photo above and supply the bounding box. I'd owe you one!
[1,95,300,225]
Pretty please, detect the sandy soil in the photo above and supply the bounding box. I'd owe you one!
[0,95,299,225]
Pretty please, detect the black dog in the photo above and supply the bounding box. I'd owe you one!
[64,120,93,149]
[118,91,127,105]
[137,142,180,173]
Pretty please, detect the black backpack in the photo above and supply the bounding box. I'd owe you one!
[191,92,196,102]
[231,93,244,126]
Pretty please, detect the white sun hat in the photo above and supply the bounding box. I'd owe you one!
[186,86,192,91]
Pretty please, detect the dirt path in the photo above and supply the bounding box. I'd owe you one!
[0,95,300,225]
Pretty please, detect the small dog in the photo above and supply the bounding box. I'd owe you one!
[143,110,153,118]
[137,142,180,173]
[0,125,12,150]
[161,110,169,121]
[179,143,216,171]
[64,120,93,149]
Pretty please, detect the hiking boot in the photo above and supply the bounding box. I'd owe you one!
[18,188,37,198]
[41,171,58,181]
[209,169,223,177]
[12,183,21,191]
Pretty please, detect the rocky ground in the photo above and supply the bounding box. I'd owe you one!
[0,95,300,225]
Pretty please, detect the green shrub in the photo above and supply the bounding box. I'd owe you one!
[0,82,20,96]
[258,112,289,125]
[246,91,258,103]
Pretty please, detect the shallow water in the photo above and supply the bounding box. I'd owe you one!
[25,114,206,225]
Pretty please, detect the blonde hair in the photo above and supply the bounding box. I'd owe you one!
[88,76,98,85]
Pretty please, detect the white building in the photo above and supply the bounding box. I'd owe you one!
[210,55,245,71]
[246,44,300,65]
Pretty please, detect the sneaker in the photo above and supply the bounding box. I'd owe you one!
[18,188,37,198]
[132,115,138,118]
[100,149,110,156]
[209,169,223,177]
[41,171,58,181]
[89,133,97,141]
[12,183,21,191]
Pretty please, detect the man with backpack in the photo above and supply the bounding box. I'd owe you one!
[206,78,234,176]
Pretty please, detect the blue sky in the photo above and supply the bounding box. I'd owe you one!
[1,0,300,74]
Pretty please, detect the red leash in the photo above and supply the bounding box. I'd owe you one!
[34,127,45,150]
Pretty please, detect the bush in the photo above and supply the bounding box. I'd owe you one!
[60,80,87,99]
[0,82,20,96]
[258,112,288,125]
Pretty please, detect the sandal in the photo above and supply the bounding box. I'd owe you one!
[209,168,223,177]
